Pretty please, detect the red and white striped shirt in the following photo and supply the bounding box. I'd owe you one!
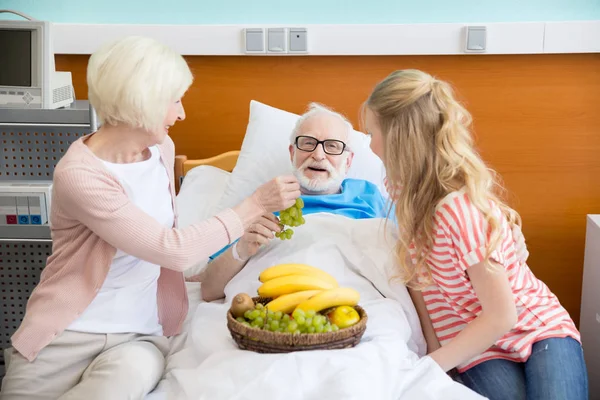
[410,188,580,373]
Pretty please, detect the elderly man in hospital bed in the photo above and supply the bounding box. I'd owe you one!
[188,103,388,301]
[159,105,505,400]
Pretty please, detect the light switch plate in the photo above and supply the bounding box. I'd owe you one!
[465,26,487,53]
[244,28,265,53]
[289,28,308,53]
[267,28,287,53]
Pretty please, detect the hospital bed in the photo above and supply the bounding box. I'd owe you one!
[145,100,485,400]
[0,99,483,399]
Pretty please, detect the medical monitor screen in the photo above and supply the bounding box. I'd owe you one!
[0,29,32,87]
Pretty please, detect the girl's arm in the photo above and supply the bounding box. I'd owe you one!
[428,260,518,372]
[408,288,441,354]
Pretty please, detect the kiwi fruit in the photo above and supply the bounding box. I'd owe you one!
[230,293,255,318]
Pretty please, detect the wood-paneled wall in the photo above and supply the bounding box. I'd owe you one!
[56,53,600,325]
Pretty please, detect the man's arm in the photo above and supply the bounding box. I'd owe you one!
[195,246,247,302]
[192,213,282,301]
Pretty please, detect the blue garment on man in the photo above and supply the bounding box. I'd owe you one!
[208,178,389,260]
[295,178,387,220]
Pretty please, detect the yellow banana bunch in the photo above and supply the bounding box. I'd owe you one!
[259,263,338,286]
[294,287,360,313]
[257,275,337,298]
[265,290,323,313]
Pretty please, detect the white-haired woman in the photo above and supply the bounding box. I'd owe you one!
[0,36,299,400]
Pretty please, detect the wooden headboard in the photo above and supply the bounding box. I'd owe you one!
[174,150,239,192]
[56,53,600,325]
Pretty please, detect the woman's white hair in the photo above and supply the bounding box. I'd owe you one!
[87,36,193,133]
[290,102,355,151]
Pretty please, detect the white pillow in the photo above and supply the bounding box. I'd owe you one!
[176,165,231,277]
[213,100,388,213]
[177,165,231,228]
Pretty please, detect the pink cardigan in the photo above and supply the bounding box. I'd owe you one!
[12,135,244,361]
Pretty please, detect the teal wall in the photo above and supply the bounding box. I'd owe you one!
[1,0,599,24]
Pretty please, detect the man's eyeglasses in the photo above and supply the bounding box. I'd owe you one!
[295,136,347,156]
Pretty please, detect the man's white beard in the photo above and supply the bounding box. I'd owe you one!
[293,153,348,194]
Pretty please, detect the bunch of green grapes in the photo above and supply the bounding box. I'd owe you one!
[275,198,305,240]
[235,303,339,333]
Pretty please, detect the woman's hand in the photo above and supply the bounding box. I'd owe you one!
[236,213,282,260]
[251,176,301,213]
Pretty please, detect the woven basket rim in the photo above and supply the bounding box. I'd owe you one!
[227,296,368,348]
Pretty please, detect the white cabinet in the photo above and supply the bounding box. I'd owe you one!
[580,215,600,398]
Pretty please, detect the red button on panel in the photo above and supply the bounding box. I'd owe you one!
[6,215,17,224]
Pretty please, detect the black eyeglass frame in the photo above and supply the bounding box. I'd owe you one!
[294,135,348,156]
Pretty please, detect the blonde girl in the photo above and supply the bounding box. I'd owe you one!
[362,69,587,400]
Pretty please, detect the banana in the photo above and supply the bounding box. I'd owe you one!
[259,263,338,286]
[294,287,360,313]
[265,290,323,313]
[257,275,337,298]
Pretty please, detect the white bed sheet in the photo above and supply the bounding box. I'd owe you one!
[145,165,230,399]
[144,282,205,400]
[152,214,485,400]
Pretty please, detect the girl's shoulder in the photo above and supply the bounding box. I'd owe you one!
[434,187,471,218]
[437,189,465,205]
[433,187,503,233]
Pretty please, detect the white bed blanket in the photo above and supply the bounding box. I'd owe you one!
[161,214,485,400]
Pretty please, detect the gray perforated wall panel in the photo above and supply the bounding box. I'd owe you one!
[0,241,51,365]
[0,127,87,180]
[0,100,96,180]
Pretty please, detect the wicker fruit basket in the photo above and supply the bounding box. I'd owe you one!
[227,296,368,353]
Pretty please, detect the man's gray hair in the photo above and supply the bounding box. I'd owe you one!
[290,103,354,151]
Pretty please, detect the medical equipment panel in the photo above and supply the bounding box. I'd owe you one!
[0,15,75,109]
[0,182,52,226]
[0,100,96,377]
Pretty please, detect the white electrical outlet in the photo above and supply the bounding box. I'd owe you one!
[289,28,308,53]
[243,27,308,55]
[244,28,266,54]
[465,26,487,53]
[267,28,287,53]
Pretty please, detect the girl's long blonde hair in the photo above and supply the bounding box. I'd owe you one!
[363,69,520,288]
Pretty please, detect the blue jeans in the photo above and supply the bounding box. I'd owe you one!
[457,337,588,400]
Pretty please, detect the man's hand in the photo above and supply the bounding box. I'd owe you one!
[236,213,282,261]
[187,214,282,301]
